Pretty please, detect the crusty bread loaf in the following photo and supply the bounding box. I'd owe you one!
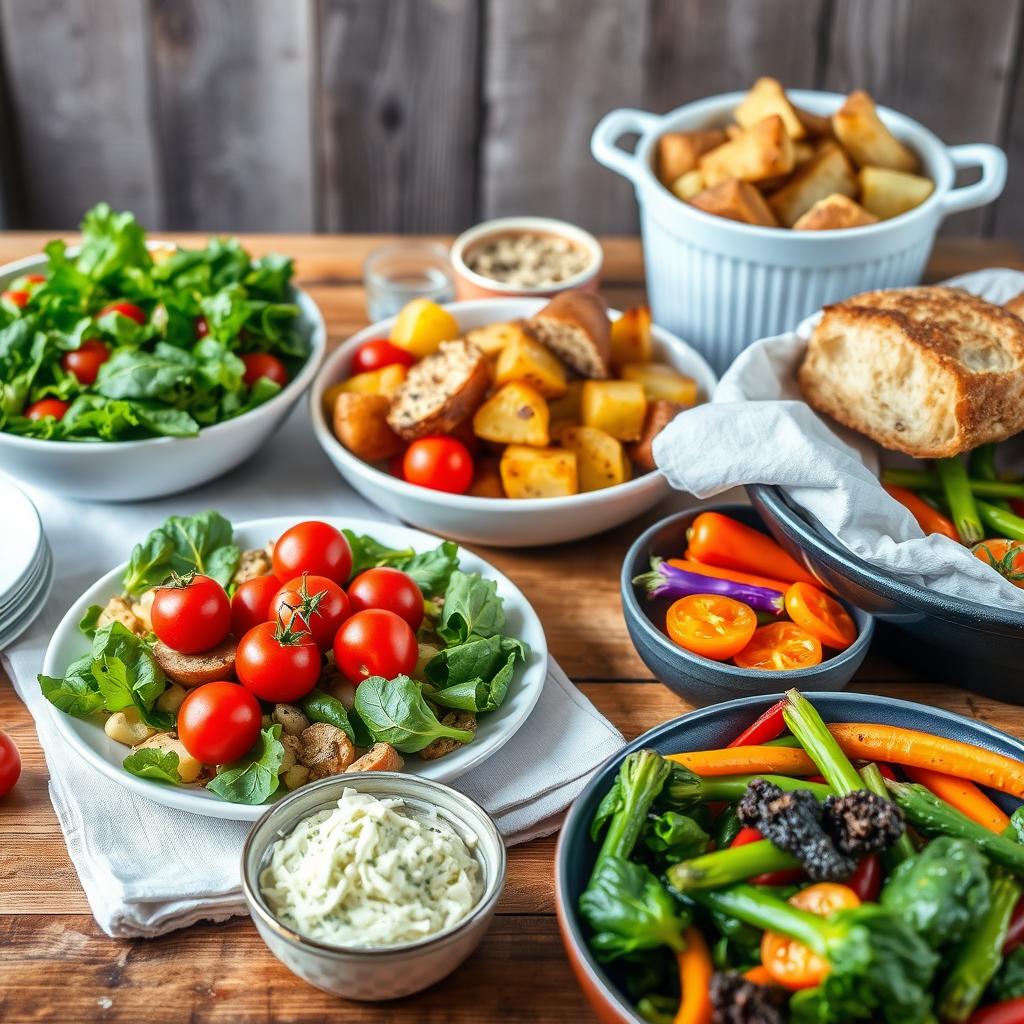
[1006,291,1024,319]
[524,291,611,379]
[386,339,490,441]
[798,286,1024,458]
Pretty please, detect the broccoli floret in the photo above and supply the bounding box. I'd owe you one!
[823,789,905,856]
[709,971,787,1024]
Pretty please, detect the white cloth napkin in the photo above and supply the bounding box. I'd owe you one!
[652,268,1024,613]
[2,406,624,938]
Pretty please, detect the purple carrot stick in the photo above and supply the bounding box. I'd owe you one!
[632,557,785,615]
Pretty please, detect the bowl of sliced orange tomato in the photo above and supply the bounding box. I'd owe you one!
[621,503,873,704]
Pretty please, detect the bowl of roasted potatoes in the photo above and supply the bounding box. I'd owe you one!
[310,292,717,547]
[592,78,1007,373]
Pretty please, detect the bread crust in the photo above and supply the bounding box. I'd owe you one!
[1006,291,1024,319]
[153,637,237,688]
[798,286,1024,457]
[524,291,611,379]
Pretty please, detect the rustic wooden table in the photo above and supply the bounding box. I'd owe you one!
[2,235,1023,1023]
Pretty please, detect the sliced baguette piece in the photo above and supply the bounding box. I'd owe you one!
[798,286,1024,458]
[524,291,611,379]
[153,637,237,688]
[386,339,490,441]
[793,193,877,231]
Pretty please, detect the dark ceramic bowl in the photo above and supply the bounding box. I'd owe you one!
[555,691,1024,1024]
[748,484,1024,699]
[621,504,873,706]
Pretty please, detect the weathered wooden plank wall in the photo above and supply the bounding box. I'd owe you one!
[0,0,1020,237]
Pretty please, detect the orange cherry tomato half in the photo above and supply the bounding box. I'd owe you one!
[784,582,856,650]
[665,594,757,661]
[761,883,860,991]
[733,621,823,671]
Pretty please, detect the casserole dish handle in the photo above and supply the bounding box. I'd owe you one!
[591,109,664,187]
[941,144,1007,216]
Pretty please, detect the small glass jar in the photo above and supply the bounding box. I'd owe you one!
[363,241,456,322]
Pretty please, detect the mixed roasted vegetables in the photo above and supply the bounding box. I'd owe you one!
[634,512,858,670]
[579,690,1024,1023]
[0,204,308,441]
[38,512,528,804]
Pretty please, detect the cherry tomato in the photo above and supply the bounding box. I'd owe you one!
[60,339,110,385]
[974,539,1024,590]
[665,594,757,661]
[847,854,882,902]
[195,314,209,339]
[230,575,280,638]
[151,574,231,654]
[21,274,45,285]
[761,883,860,990]
[272,521,352,584]
[271,573,351,650]
[0,730,21,797]
[177,682,262,765]
[351,338,416,375]
[25,398,70,421]
[733,621,823,671]
[347,567,423,630]
[403,436,474,494]
[241,352,288,388]
[236,620,321,702]
[784,582,856,650]
[2,289,29,308]
[333,609,418,685]
[98,300,146,325]
[969,998,1024,1024]
[730,826,804,885]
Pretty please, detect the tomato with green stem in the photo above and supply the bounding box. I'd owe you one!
[973,539,1024,589]
[665,594,757,661]
[236,619,321,702]
[271,573,351,650]
[241,352,288,388]
[347,567,423,630]
[177,682,262,765]
[24,398,69,421]
[272,521,352,584]
[151,573,231,654]
[61,338,110,385]
[333,608,418,685]
[230,576,280,638]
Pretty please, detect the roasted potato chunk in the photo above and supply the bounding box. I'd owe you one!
[333,392,404,462]
[465,321,530,359]
[547,380,584,427]
[472,381,550,446]
[768,142,857,227]
[657,129,727,184]
[390,298,459,358]
[735,77,805,140]
[467,456,505,498]
[339,364,407,397]
[793,193,878,231]
[690,179,778,227]
[832,90,918,172]
[494,334,568,398]
[559,426,629,492]
[581,380,647,442]
[609,307,653,368]
[699,115,794,187]
[620,363,698,406]
[858,166,935,220]
[670,169,705,202]
[500,445,578,498]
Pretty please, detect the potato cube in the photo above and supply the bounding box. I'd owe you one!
[500,445,578,498]
[581,380,647,442]
[333,392,404,462]
[559,425,629,492]
[465,321,528,359]
[494,334,567,398]
[699,115,794,187]
[793,193,878,231]
[390,298,460,358]
[620,363,698,406]
[794,106,833,139]
[547,380,584,426]
[472,381,550,446]
[832,90,918,172]
[340,364,407,397]
[768,142,857,227]
[670,169,705,202]
[690,179,779,227]
[467,456,505,498]
[858,166,935,220]
[657,130,727,185]
[735,77,805,140]
[610,307,653,368]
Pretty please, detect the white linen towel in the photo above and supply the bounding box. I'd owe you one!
[2,407,624,937]
[652,268,1024,613]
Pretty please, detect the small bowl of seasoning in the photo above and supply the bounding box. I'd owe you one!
[450,216,603,300]
[241,772,506,1001]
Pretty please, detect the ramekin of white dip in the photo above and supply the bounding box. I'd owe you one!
[241,773,507,1001]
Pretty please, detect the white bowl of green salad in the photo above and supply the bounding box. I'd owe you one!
[0,204,325,501]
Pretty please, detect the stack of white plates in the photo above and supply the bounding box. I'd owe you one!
[0,478,54,650]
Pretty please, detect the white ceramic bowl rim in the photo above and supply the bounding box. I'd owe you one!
[241,772,507,959]
[450,217,604,295]
[592,88,1005,242]
[309,297,717,512]
[0,243,325,451]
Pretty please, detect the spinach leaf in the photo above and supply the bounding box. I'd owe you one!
[78,605,103,639]
[642,811,710,864]
[342,530,415,579]
[76,202,151,283]
[398,541,460,598]
[122,510,239,595]
[425,634,527,713]
[1010,805,1024,843]
[38,655,104,717]
[206,726,285,805]
[354,675,476,753]
[122,748,181,785]
[94,346,192,401]
[90,622,172,727]
[301,689,356,745]
[437,570,504,645]
[57,394,200,440]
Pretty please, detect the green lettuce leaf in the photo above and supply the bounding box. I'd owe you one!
[437,570,504,644]
[122,748,181,785]
[206,726,284,804]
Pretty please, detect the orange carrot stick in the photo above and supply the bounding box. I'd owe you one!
[672,557,791,594]
[743,966,775,986]
[903,765,1011,832]
[668,746,818,777]
[883,485,960,541]
[674,926,713,1024]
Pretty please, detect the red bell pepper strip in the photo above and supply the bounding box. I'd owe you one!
[728,700,788,748]
[848,855,882,902]
[731,826,805,885]
[1004,897,1024,953]
[968,997,1024,1024]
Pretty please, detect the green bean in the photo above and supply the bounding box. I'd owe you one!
[937,458,984,544]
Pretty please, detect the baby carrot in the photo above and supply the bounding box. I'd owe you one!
[671,557,792,594]
[674,926,713,1024]
[686,512,818,586]
[668,746,818,777]
[903,766,1010,833]
[884,484,960,541]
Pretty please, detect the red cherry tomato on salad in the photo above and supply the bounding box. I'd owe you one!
[271,574,351,650]
[403,436,474,494]
[272,521,352,584]
[98,301,146,325]
[230,575,280,638]
[2,289,29,308]
[177,682,262,766]
[195,314,210,339]
[24,398,70,421]
[236,620,321,702]
[151,574,231,654]
[241,352,288,388]
[333,609,418,685]
[347,567,423,631]
[61,339,110,386]
[0,730,21,797]
[22,274,45,285]
[351,339,416,375]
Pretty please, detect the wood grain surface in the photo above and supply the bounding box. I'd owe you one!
[1,234,1023,1023]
